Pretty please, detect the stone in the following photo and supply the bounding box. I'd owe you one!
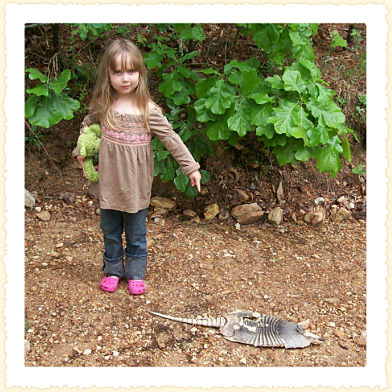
[151,207,168,218]
[268,207,283,225]
[182,209,197,220]
[204,204,220,221]
[333,207,350,222]
[150,197,176,210]
[314,197,325,205]
[304,205,325,225]
[334,330,346,340]
[234,189,250,202]
[36,210,51,222]
[24,339,31,354]
[25,189,35,208]
[231,203,264,225]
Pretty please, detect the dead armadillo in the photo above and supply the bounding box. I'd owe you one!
[149,310,324,348]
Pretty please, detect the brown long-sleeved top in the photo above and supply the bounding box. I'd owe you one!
[74,104,200,213]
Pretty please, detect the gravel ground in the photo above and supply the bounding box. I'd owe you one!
[25,210,366,367]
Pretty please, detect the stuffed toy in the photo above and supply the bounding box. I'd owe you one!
[77,124,102,182]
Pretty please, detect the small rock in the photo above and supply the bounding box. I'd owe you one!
[268,207,283,225]
[234,189,250,202]
[231,203,264,225]
[150,197,176,210]
[83,349,92,356]
[24,339,31,354]
[240,357,247,365]
[337,195,347,205]
[333,207,350,222]
[298,319,310,329]
[338,342,349,350]
[354,337,366,347]
[304,205,325,225]
[218,209,231,220]
[182,209,197,220]
[190,215,201,224]
[36,210,51,222]
[235,222,241,230]
[66,256,73,262]
[325,298,340,305]
[112,351,119,357]
[25,189,36,208]
[314,197,325,205]
[35,206,42,213]
[204,204,220,221]
[56,243,64,248]
[334,330,346,340]
[151,207,168,218]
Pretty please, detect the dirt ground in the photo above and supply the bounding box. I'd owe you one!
[24,157,366,367]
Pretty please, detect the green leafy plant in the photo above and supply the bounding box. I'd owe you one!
[71,23,112,41]
[352,163,366,177]
[25,124,43,147]
[193,23,353,178]
[143,24,213,196]
[25,68,80,128]
[330,30,348,50]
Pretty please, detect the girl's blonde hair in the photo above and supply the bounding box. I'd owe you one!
[89,39,152,129]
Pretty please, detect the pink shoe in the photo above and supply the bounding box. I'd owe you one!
[127,279,146,295]
[100,276,120,292]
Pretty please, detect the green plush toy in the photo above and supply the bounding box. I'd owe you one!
[77,124,102,182]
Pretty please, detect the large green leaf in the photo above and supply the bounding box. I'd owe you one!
[282,69,307,94]
[49,69,71,94]
[159,73,183,97]
[26,84,49,97]
[194,98,216,123]
[268,100,298,135]
[227,99,251,137]
[26,68,47,82]
[265,75,284,90]
[144,51,163,69]
[307,98,345,128]
[250,102,273,127]
[306,124,330,147]
[25,95,39,118]
[195,76,219,98]
[314,136,343,177]
[204,80,236,115]
[273,138,303,166]
[28,90,80,128]
[206,117,231,140]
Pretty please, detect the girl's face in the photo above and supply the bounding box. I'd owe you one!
[109,54,139,97]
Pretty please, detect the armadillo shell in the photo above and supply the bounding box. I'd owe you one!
[223,314,286,347]
[277,321,311,348]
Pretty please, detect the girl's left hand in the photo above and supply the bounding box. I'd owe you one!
[189,170,201,193]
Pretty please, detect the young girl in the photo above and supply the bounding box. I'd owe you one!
[74,39,201,295]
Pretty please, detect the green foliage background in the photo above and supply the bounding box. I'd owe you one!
[25,23,361,197]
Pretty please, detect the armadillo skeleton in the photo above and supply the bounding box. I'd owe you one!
[149,310,324,349]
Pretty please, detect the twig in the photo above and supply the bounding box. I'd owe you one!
[25,120,63,180]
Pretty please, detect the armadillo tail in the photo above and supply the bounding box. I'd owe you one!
[149,311,226,328]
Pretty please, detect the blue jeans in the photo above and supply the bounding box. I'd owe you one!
[100,208,148,280]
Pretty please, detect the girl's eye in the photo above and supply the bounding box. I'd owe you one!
[128,70,136,74]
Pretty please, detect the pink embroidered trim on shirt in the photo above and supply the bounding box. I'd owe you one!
[102,125,151,146]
